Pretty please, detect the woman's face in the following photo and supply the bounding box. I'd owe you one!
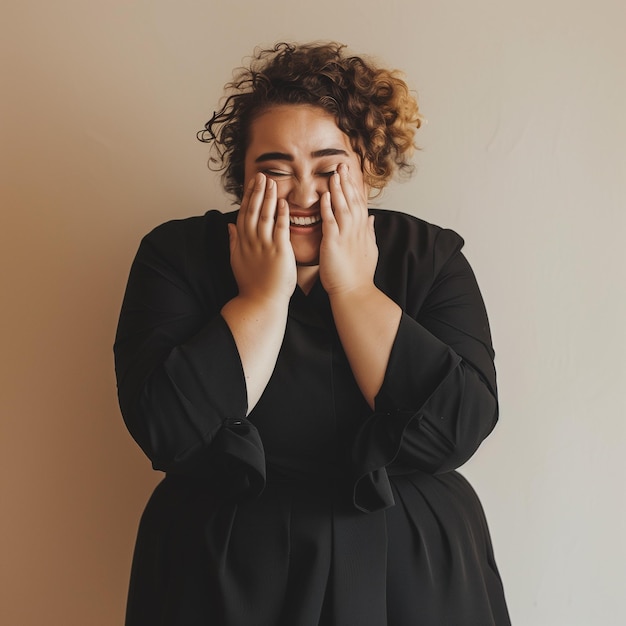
[243,104,367,266]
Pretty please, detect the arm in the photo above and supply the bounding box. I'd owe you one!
[114,175,295,489]
[350,222,499,512]
[318,167,497,510]
[328,286,401,409]
[221,174,296,413]
[375,231,498,471]
[319,167,496,460]
[114,219,252,478]
[320,164,402,409]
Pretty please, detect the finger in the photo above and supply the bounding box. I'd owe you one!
[238,176,256,227]
[274,198,291,247]
[338,163,367,221]
[329,169,351,226]
[257,177,277,241]
[320,191,338,236]
[243,173,266,240]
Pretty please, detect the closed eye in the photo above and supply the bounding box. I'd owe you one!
[262,168,338,179]
[263,169,291,178]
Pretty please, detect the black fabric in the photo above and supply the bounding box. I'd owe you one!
[114,209,510,625]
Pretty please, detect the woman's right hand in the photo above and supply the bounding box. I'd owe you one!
[223,173,295,413]
[228,173,297,303]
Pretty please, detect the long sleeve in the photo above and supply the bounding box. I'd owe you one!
[351,212,498,512]
[114,211,265,497]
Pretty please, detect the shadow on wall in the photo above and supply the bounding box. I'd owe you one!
[2,195,161,625]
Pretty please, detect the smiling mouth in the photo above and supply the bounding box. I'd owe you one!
[289,214,322,227]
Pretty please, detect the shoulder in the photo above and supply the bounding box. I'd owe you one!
[137,210,237,264]
[369,210,489,320]
[142,209,236,249]
[132,210,239,306]
[369,208,465,273]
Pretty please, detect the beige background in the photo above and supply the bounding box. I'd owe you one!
[2,0,625,624]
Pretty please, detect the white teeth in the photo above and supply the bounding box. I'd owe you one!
[290,214,321,226]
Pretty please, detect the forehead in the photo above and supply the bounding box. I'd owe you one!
[246,104,353,155]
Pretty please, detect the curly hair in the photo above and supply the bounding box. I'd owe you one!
[197,42,423,201]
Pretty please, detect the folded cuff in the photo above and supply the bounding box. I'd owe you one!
[209,417,266,500]
[351,409,421,513]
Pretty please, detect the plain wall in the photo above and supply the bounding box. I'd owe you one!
[2,1,625,624]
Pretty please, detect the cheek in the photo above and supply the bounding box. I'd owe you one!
[353,162,370,195]
[347,156,365,181]
[350,170,367,194]
[274,179,294,199]
[242,159,258,189]
[241,172,252,195]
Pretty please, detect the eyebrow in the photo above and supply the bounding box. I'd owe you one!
[254,148,349,163]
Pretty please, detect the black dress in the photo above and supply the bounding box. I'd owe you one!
[114,208,510,626]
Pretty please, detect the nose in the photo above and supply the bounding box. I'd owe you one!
[286,176,322,209]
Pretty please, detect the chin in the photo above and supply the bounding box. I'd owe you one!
[291,239,321,267]
[296,258,320,267]
[293,248,320,266]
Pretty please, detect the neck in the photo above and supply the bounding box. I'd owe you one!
[297,265,319,294]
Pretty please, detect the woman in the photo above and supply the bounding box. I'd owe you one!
[115,42,510,625]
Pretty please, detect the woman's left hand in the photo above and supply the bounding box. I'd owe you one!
[319,164,378,296]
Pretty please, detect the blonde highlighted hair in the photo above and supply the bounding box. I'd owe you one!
[198,42,423,200]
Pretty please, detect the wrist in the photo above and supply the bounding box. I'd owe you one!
[326,281,378,301]
[232,290,292,312]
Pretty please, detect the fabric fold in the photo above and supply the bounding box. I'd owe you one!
[117,209,510,625]
[351,409,421,513]
[209,417,267,500]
